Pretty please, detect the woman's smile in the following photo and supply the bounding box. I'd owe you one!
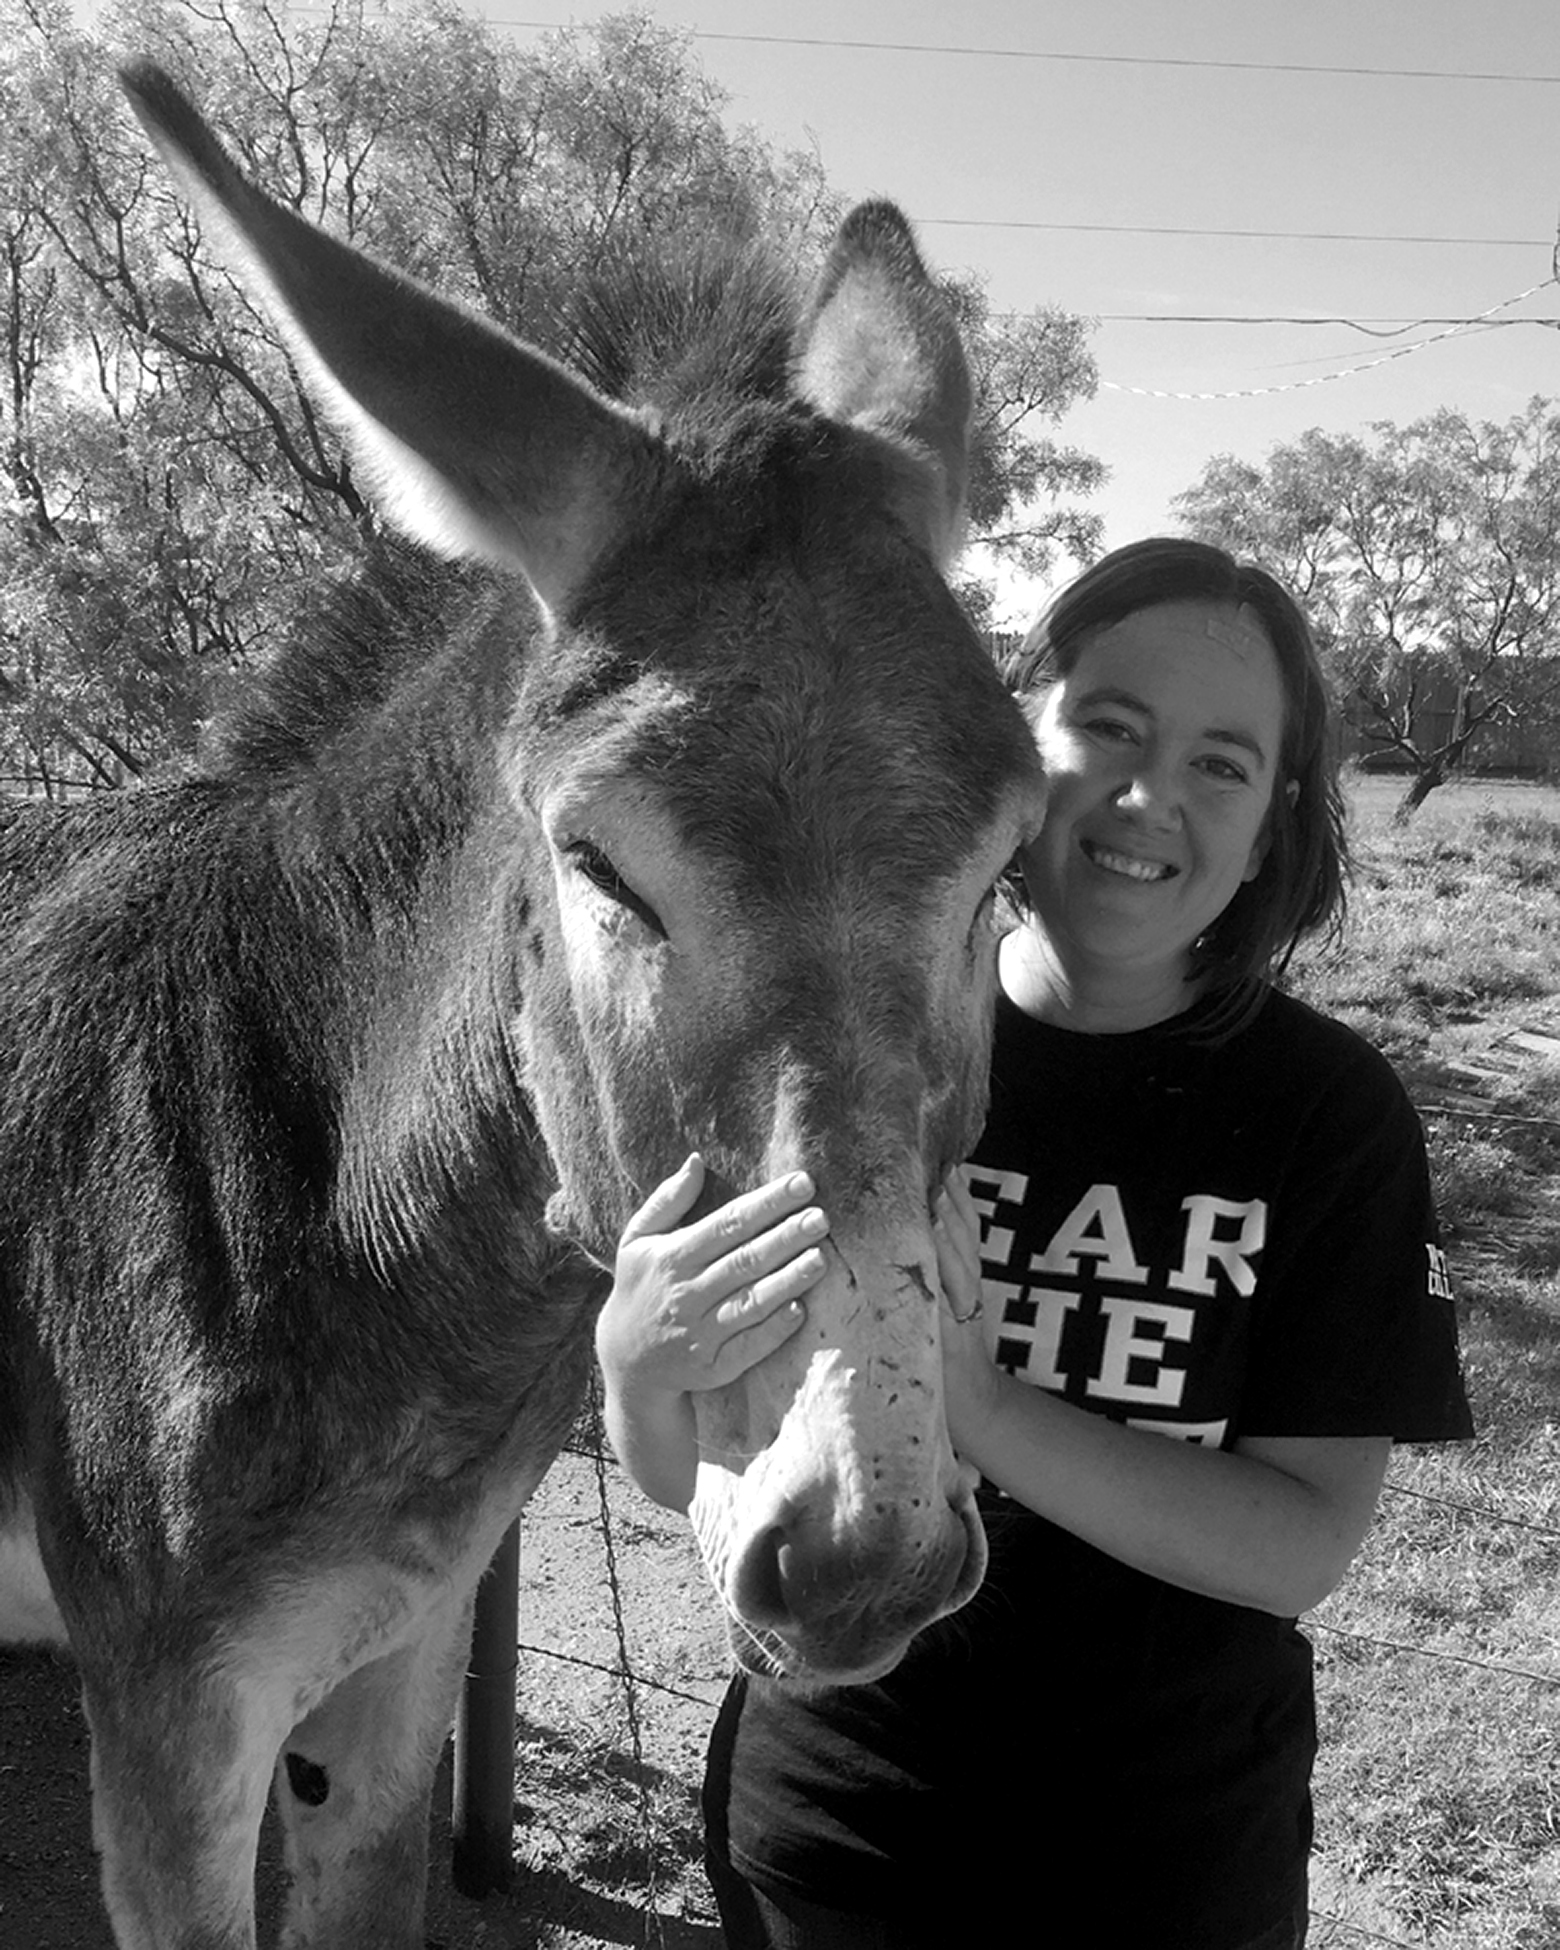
[1080,840,1178,884]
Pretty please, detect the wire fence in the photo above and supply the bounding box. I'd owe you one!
[522,1450,1560,1704]
[504,1412,1558,1950]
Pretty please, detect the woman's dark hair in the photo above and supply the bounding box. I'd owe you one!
[1007,537,1349,1025]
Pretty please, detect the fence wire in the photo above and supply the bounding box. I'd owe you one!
[509,1425,1556,1949]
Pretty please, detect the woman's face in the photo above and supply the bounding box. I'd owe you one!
[1023,597,1287,994]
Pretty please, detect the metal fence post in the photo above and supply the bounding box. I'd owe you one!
[452,1518,521,1896]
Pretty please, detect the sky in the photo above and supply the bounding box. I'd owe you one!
[461,0,1560,623]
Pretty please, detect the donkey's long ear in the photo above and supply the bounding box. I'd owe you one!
[794,203,972,570]
[120,61,659,612]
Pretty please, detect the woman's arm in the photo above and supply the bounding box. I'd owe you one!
[935,1174,1390,1616]
[595,1155,829,1511]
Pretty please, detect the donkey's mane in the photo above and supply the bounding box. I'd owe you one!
[558,238,798,421]
[203,240,806,788]
[200,544,495,785]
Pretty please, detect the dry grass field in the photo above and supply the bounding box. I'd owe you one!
[1291,777,1560,1950]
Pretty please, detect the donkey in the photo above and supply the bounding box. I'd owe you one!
[0,59,1045,1949]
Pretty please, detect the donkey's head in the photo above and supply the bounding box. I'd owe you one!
[122,64,1045,1684]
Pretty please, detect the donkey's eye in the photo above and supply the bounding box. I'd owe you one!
[990,850,1027,910]
[967,857,1015,952]
[572,842,626,898]
[567,842,666,937]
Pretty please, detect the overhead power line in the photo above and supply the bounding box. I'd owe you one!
[916,218,1550,248]
[1100,272,1556,401]
[1097,313,1560,333]
[288,9,1560,254]
[490,21,1560,86]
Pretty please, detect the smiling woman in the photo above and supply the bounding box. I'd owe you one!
[1003,535,1349,1032]
[594,536,1474,1950]
[1012,594,1287,1030]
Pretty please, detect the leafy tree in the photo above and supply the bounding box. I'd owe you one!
[0,0,1100,791]
[1176,403,1560,817]
[944,274,1105,599]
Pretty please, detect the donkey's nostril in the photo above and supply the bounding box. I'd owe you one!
[735,1525,789,1628]
[775,1536,829,1616]
[732,1517,837,1630]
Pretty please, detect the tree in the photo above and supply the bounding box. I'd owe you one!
[1176,403,1560,817]
[0,0,1101,789]
[944,274,1105,598]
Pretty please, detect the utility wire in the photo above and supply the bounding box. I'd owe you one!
[919,218,1550,247]
[488,21,1560,87]
[1098,314,1556,332]
[1100,273,1556,399]
[282,7,1558,252]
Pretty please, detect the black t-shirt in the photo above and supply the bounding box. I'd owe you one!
[709,986,1473,1949]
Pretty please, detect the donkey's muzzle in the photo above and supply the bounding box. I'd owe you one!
[726,1474,986,1685]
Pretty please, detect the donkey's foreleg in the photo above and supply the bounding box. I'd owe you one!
[272,1594,475,1950]
[81,1658,283,1950]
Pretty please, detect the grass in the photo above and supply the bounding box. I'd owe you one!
[499,774,1560,1950]
[1289,776,1560,1949]
[1295,779,1560,1070]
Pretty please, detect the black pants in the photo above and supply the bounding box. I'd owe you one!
[706,1835,1311,1950]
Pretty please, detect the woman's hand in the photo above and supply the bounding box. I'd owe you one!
[595,1154,830,1509]
[933,1167,1002,1450]
[598,1154,828,1391]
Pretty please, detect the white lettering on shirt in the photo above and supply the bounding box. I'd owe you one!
[1167,1195,1267,1297]
[964,1165,1030,1272]
[1087,1296,1196,1407]
[1030,1184,1149,1284]
[972,1174,1267,1437]
[989,1283,1081,1387]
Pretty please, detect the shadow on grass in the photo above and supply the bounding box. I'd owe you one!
[493,1864,722,1949]
[1452,1260,1560,1439]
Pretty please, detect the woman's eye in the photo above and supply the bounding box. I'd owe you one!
[1198,755,1249,786]
[1080,715,1135,743]
[567,843,666,936]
